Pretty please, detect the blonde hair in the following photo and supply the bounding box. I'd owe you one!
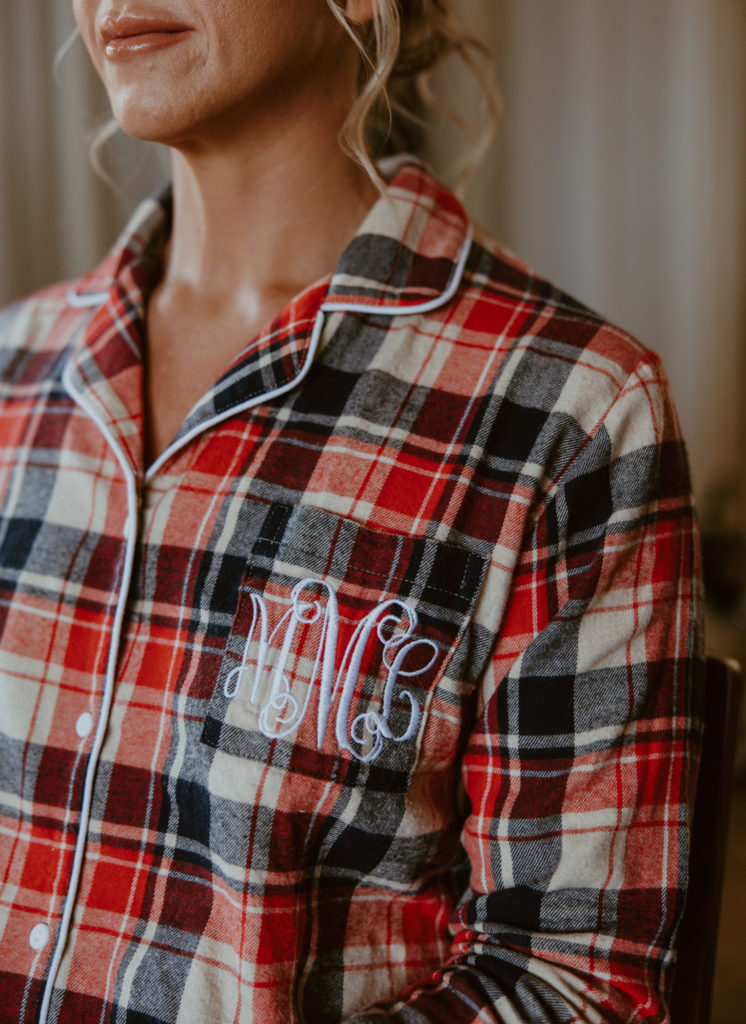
[326,0,500,192]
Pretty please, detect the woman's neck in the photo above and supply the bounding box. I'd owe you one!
[160,115,378,324]
[141,108,378,465]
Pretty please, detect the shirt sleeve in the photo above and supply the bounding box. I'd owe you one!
[345,351,705,1023]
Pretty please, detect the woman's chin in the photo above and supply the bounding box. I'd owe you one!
[109,99,199,147]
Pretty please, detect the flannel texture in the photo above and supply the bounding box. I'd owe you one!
[0,162,703,1023]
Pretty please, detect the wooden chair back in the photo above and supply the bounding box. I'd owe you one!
[670,655,743,1023]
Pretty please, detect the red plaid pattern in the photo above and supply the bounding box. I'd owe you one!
[0,161,703,1023]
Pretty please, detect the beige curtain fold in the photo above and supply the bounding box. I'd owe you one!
[0,2,164,305]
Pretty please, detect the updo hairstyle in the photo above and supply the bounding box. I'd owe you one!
[326,0,499,190]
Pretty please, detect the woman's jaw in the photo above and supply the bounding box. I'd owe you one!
[72,0,362,152]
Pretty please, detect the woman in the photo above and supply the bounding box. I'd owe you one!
[0,2,702,1022]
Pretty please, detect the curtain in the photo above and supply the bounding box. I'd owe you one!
[0,2,164,306]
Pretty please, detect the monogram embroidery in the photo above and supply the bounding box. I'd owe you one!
[221,577,439,763]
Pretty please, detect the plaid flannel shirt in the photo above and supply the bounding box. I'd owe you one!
[0,161,703,1023]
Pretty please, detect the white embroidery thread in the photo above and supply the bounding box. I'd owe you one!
[221,577,438,762]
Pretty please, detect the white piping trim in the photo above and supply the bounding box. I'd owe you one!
[320,224,473,318]
[68,223,471,483]
[66,288,111,309]
[144,306,327,482]
[39,363,141,1024]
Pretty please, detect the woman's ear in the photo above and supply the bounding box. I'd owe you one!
[342,0,376,26]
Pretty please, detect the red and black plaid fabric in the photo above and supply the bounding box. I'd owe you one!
[0,161,703,1023]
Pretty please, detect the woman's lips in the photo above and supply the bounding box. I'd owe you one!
[100,16,192,59]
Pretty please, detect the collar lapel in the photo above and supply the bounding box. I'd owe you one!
[62,162,472,480]
[148,277,329,479]
[63,198,167,482]
[323,160,471,314]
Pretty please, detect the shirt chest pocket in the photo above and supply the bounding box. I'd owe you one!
[200,502,486,794]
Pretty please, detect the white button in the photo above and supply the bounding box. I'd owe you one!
[75,712,94,739]
[29,923,49,951]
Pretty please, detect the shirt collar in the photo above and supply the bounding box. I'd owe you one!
[67,159,472,316]
[324,157,472,313]
[67,192,170,310]
[63,160,472,481]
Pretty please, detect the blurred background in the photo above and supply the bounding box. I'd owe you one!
[1,0,744,1018]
